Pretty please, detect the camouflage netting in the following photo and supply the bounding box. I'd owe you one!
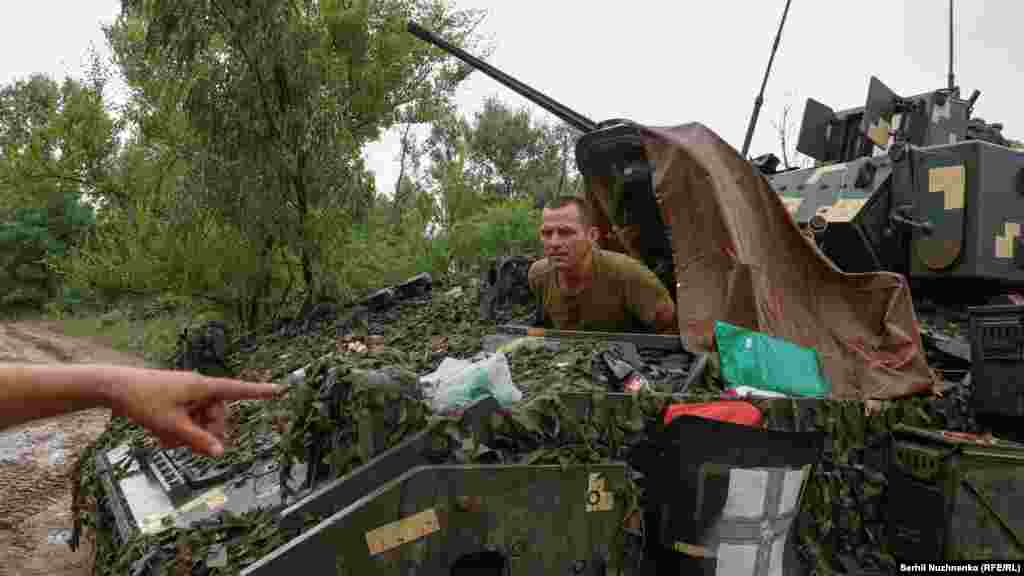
[70,276,984,576]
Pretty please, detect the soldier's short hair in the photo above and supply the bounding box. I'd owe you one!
[543,195,591,228]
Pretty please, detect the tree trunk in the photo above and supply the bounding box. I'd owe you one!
[292,152,317,305]
[556,140,568,200]
[391,123,413,227]
[248,232,276,329]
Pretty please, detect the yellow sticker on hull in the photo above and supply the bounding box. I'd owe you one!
[824,198,867,223]
[586,472,615,512]
[995,222,1021,259]
[928,165,965,210]
[365,508,441,556]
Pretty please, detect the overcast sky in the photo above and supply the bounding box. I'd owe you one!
[4,1,1020,194]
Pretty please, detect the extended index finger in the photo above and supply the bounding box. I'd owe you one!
[200,376,284,401]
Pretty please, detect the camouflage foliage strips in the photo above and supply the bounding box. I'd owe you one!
[71,275,985,575]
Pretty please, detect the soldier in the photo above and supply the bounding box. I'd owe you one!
[528,196,677,333]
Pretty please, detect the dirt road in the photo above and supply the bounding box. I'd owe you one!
[0,321,150,576]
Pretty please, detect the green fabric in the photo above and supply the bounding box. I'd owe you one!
[714,321,830,397]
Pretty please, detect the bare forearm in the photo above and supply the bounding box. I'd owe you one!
[654,300,678,334]
[0,363,114,431]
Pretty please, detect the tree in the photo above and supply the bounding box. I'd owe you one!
[413,95,582,235]
[770,96,813,170]
[465,96,560,199]
[97,0,486,326]
[0,74,121,208]
[0,194,95,303]
[390,123,425,228]
[422,105,481,230]
[538,122,582,205]
[0,74,116,307]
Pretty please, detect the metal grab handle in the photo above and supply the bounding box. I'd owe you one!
[889,206,934,236]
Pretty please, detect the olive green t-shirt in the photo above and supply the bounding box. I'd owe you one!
[527,248,673,332]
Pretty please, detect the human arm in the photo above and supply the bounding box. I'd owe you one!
[621,259,677,334]
[0,364,282,456]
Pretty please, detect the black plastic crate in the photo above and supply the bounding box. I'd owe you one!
[968,304,1024,417]
[165,431,278,488]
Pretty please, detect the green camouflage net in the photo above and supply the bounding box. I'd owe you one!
[70,281,984,575]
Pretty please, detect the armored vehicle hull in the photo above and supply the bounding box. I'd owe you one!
[763,77,1024,307]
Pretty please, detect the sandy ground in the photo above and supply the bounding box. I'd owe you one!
[0,321,150,576]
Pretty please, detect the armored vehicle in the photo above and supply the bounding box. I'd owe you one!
[753,79,1024,421]
[757,77,1024,311]
[409,21,1024,402]
[81,19,1024,576]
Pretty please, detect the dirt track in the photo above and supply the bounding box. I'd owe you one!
[0,321,150,576]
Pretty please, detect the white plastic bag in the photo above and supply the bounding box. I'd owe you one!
[421,352,522,412]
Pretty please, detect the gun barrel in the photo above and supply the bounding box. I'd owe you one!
[407,21,597,133]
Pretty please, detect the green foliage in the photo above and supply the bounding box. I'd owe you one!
[0,71,114,310]
[313,212,425,302]
[0,192,96,308]
[447,198,542,271]
[4,3,573,327]
[308,193,540,304]
[60,193,296,325]
[0,74,121,207]
[421,97,580,221]
[466,96,566,199]
[69,0,489,327]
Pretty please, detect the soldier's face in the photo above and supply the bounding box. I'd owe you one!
[540,204,597,271]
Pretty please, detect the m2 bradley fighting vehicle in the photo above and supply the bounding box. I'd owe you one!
[81,16,1024,576]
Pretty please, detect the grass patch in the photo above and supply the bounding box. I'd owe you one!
[54,314,184,366]
[44,296,223,366]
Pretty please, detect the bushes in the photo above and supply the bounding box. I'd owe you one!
[446,198,541,272]
[50,179,542,338]
[56,197,294,328]
[313,198,541,303]
[0,192,96,312]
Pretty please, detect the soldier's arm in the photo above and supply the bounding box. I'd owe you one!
[621,259,677,334]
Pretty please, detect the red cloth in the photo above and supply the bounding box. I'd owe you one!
[663,401,763,427]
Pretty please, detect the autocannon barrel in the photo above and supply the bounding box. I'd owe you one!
[407,21,598,133]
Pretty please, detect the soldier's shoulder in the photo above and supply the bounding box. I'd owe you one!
[598,249,649,276]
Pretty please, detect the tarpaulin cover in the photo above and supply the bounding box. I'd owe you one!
[585,122,937,400]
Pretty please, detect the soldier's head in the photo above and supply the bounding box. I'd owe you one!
[539,196,599,271]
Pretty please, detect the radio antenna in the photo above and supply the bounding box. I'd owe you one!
[741,0,794,158]
[947,0,955,90]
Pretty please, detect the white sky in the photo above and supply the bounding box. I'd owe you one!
[4,1,1021,194]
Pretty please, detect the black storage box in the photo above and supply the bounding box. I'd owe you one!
[967,304,1024,417]
[632,414,825,576]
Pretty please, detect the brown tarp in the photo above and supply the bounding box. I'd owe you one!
[589,122,937,400]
